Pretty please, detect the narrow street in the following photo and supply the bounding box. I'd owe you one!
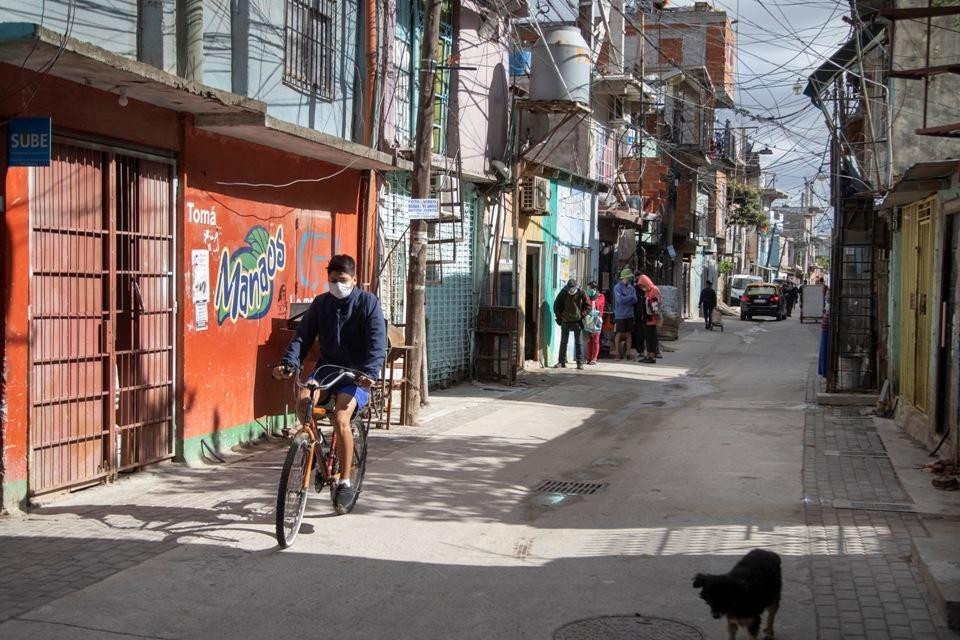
[1,318,955,639]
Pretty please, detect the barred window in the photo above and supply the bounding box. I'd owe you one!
[283,0,335,100]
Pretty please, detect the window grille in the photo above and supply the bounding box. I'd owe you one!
[283,0,335,100]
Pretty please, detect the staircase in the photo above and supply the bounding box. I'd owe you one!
[425,150,466,285]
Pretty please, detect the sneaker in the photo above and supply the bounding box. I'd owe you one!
[553,362,566,368]
[642,357,656,364]
[335,484,357,513]
[576,362,584,370]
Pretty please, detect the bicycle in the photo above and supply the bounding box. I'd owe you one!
[271,364,370,548]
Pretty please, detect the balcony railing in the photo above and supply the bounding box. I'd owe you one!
[711,125,737,164]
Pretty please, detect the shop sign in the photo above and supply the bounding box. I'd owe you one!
[408,199,439,220]
[214,225,287,324]
[8,117,52,167]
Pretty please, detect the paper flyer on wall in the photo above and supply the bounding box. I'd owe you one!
[194,302,209,331]
[191,249,210,303]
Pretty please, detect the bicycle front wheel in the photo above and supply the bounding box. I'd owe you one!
[276,434,312,547]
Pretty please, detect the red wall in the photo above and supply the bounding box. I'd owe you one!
[0,64,181,504]
[0,63,370,500]
[2,162,30,500]
[180,129,365,442]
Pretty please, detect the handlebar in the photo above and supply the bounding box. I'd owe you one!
[269,363,362,391]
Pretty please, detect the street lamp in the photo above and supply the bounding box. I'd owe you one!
[793,79,804,95]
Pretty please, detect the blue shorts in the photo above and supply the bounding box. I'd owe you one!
[330,384,369,410]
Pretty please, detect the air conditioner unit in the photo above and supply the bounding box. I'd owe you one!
[703,238,717,254]
[520,176,550,215]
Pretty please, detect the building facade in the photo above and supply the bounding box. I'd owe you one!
[0,0,400,509]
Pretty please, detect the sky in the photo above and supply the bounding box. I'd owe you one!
[717,0,851,226]
[525,0,852,230]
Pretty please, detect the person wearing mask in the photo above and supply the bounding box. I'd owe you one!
[698,280,718,330]
[613,268,638,360]
[276,254,386,512]
[552,278,589,369]
[636,274,661,364]
[584,281,605,365]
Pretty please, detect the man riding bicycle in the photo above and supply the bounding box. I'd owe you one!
[273,254,386,511]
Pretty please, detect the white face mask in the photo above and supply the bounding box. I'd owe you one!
[329,282,355,299]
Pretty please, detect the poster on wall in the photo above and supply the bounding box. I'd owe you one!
[191,249,210,332]
[192,249,210,303]
[195,302,209,331]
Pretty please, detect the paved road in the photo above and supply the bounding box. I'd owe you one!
[0,316,954,639]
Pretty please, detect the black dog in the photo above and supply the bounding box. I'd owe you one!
[693,548,782,640]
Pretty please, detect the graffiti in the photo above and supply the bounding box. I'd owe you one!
[187,202,217,226]
[214,225,287,324]
[297,231,330,292]
[202,228,221,252]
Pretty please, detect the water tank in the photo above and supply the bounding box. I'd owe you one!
[529,27,591,104]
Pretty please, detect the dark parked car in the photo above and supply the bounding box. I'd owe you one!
[740,283,787,321]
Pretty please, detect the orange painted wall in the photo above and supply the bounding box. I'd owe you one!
[0,64,180,153]
[0,63,370,498]
[180,128,365,443]
[1,161,30,501]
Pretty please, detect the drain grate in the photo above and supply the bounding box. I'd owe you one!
[554,615,703,640]
[833,499,915,513]
[823,449,888,458]
[534,480,608,496]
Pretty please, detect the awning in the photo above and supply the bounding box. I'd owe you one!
[196,114,408,172]
[878,160,960,209]
[804,24,885,104]
[0,22,405,171]
[0,23,261,116]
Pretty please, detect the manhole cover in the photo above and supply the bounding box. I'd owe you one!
[554,615,703,640]
[534,480,608,496]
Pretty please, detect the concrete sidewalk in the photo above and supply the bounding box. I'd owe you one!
[0,317,955,639]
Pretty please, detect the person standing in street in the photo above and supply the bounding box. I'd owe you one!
[584,281,605,365]
[613,268,638,360]
[632,274,647,358]
[552,278,588,369]
[636,274,661,364]
[698,280,718,330]
[785,282,799,317]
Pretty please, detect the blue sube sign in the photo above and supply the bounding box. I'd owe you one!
[9,117,52,167]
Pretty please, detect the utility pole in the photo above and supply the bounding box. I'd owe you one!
[404,0,442,425]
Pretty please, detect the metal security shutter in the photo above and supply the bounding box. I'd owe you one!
[30,145,111,493]
[29,142,175,495]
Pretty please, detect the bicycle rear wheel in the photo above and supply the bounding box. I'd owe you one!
[330,418,368,515]
[276,434,311,547]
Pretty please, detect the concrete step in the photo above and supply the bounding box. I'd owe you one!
[912,519,960,631]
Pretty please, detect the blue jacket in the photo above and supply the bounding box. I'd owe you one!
[282,288,387,379]
[613,282,638,320]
